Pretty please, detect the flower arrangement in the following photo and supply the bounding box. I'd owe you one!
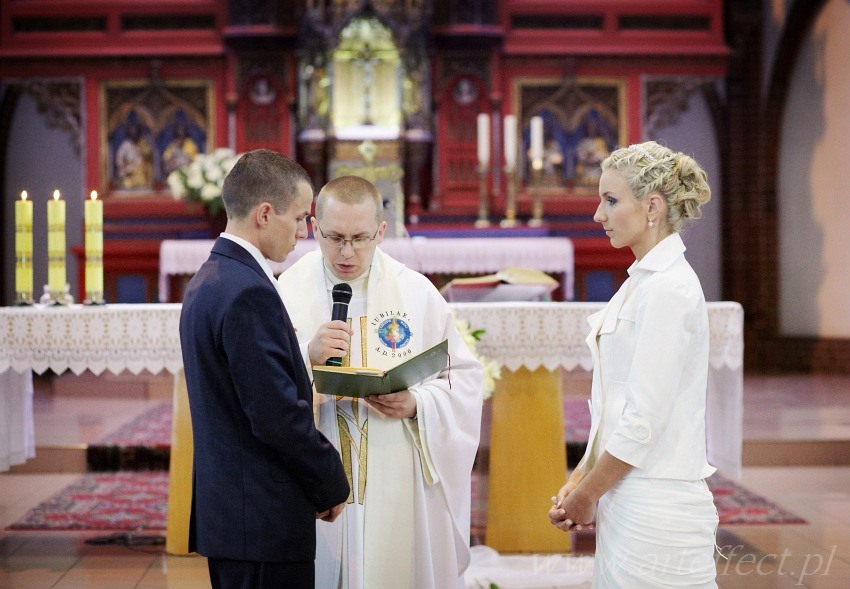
[166,148,240,217]
[454,315,501,401]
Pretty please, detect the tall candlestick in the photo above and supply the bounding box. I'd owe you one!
[15,190,34,304]
[530,116,544,164]
[84,190,104,303]
[500,115,518,228]
[503,114,517,169]
[475,162,491,228]
[47,189,66,300]
[477,113,490,166]
[527,117,546,227]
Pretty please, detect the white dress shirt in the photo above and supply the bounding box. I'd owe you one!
[580,233,716,481]
[220,233,277,286]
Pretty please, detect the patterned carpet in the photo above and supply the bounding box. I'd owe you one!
[8,464,804,532]
[8,472,168,531]
[87,403,172,472]
[8,398,805,532]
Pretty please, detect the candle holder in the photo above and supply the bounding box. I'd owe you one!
[474,162,491,228]
[84,292,106,306]
[40,284,74,306]
[528,161,545,228]
[500,165,518,228]
[14,291,34,306]
[15,253,33,305]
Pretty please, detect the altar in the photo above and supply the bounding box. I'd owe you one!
[0,302,743,554]
[158,237,576,303]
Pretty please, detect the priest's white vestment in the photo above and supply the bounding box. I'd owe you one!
[277,248,483,589]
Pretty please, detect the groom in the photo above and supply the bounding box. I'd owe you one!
[180,150,349,589]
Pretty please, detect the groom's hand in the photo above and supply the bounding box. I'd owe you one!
[318,502,346,523]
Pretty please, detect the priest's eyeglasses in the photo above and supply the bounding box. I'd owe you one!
[315,222,379,250]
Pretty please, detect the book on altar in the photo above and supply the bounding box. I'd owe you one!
[439,266,559,303]
[312,339,449,398]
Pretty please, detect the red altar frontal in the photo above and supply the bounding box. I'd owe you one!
[1,0,727,303]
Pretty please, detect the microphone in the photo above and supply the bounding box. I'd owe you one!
[326,283,353,367]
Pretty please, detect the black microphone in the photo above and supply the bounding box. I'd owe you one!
[326,283,353,366]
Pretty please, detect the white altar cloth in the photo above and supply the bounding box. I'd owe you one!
[158,237,575,302]
[0,370,35,472]
[0,301,742,476]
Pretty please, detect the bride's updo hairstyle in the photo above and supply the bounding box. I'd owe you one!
[600,141,711,232]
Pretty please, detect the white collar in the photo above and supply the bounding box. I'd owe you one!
[628,232,686,276]
[220,233,277,285]
[322,263,370,298]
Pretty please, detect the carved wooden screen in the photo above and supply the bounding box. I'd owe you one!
[237,75,290,155]
[436,74,488,213]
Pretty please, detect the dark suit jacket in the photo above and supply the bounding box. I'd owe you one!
[180,237,349,562]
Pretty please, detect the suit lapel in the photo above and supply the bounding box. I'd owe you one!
[211,237,269,283]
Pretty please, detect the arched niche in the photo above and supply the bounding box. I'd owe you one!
[332,16,401,139]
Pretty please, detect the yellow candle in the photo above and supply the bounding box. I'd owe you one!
[15,190,34,300]
[84,190,104,299]
[47,189,66,297]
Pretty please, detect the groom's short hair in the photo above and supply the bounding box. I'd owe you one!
[222,149,312,219]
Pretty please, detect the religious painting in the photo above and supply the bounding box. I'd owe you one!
[513,77,626,194]
[101,80,213,194]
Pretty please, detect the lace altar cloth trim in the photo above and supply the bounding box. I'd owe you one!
[454,301,744,372]
[1,302,742,376]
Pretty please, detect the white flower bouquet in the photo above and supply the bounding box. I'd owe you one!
[166,148,240,217]
[454,315,501,401]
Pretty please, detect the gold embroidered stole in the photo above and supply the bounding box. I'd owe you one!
[336,316,370,504]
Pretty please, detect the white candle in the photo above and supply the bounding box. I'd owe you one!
[503,114,517,169]
[530,116,544,163]
[477,113,490,166]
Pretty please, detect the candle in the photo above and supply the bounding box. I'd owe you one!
[85,190,104,300]
[47,189,66,297]
[477,113,490,166]
[530,116,544,165]
[504,114,517,169]
[15,191,33,301]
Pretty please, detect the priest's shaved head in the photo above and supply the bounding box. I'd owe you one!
[315,175,384,224]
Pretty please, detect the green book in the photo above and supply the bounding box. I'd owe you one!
[312,339,449,398]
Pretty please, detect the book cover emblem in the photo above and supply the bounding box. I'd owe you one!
[376,316,411,351]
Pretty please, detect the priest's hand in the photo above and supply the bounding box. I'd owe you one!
[365,391,417,419]
[308,320,353,366]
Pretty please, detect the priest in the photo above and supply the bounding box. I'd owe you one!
[277,175,483,589]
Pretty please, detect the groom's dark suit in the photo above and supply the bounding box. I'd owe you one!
[180,237,348,578]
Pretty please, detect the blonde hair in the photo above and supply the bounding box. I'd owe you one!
[315,176,383,223]
[601,141,711,232]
